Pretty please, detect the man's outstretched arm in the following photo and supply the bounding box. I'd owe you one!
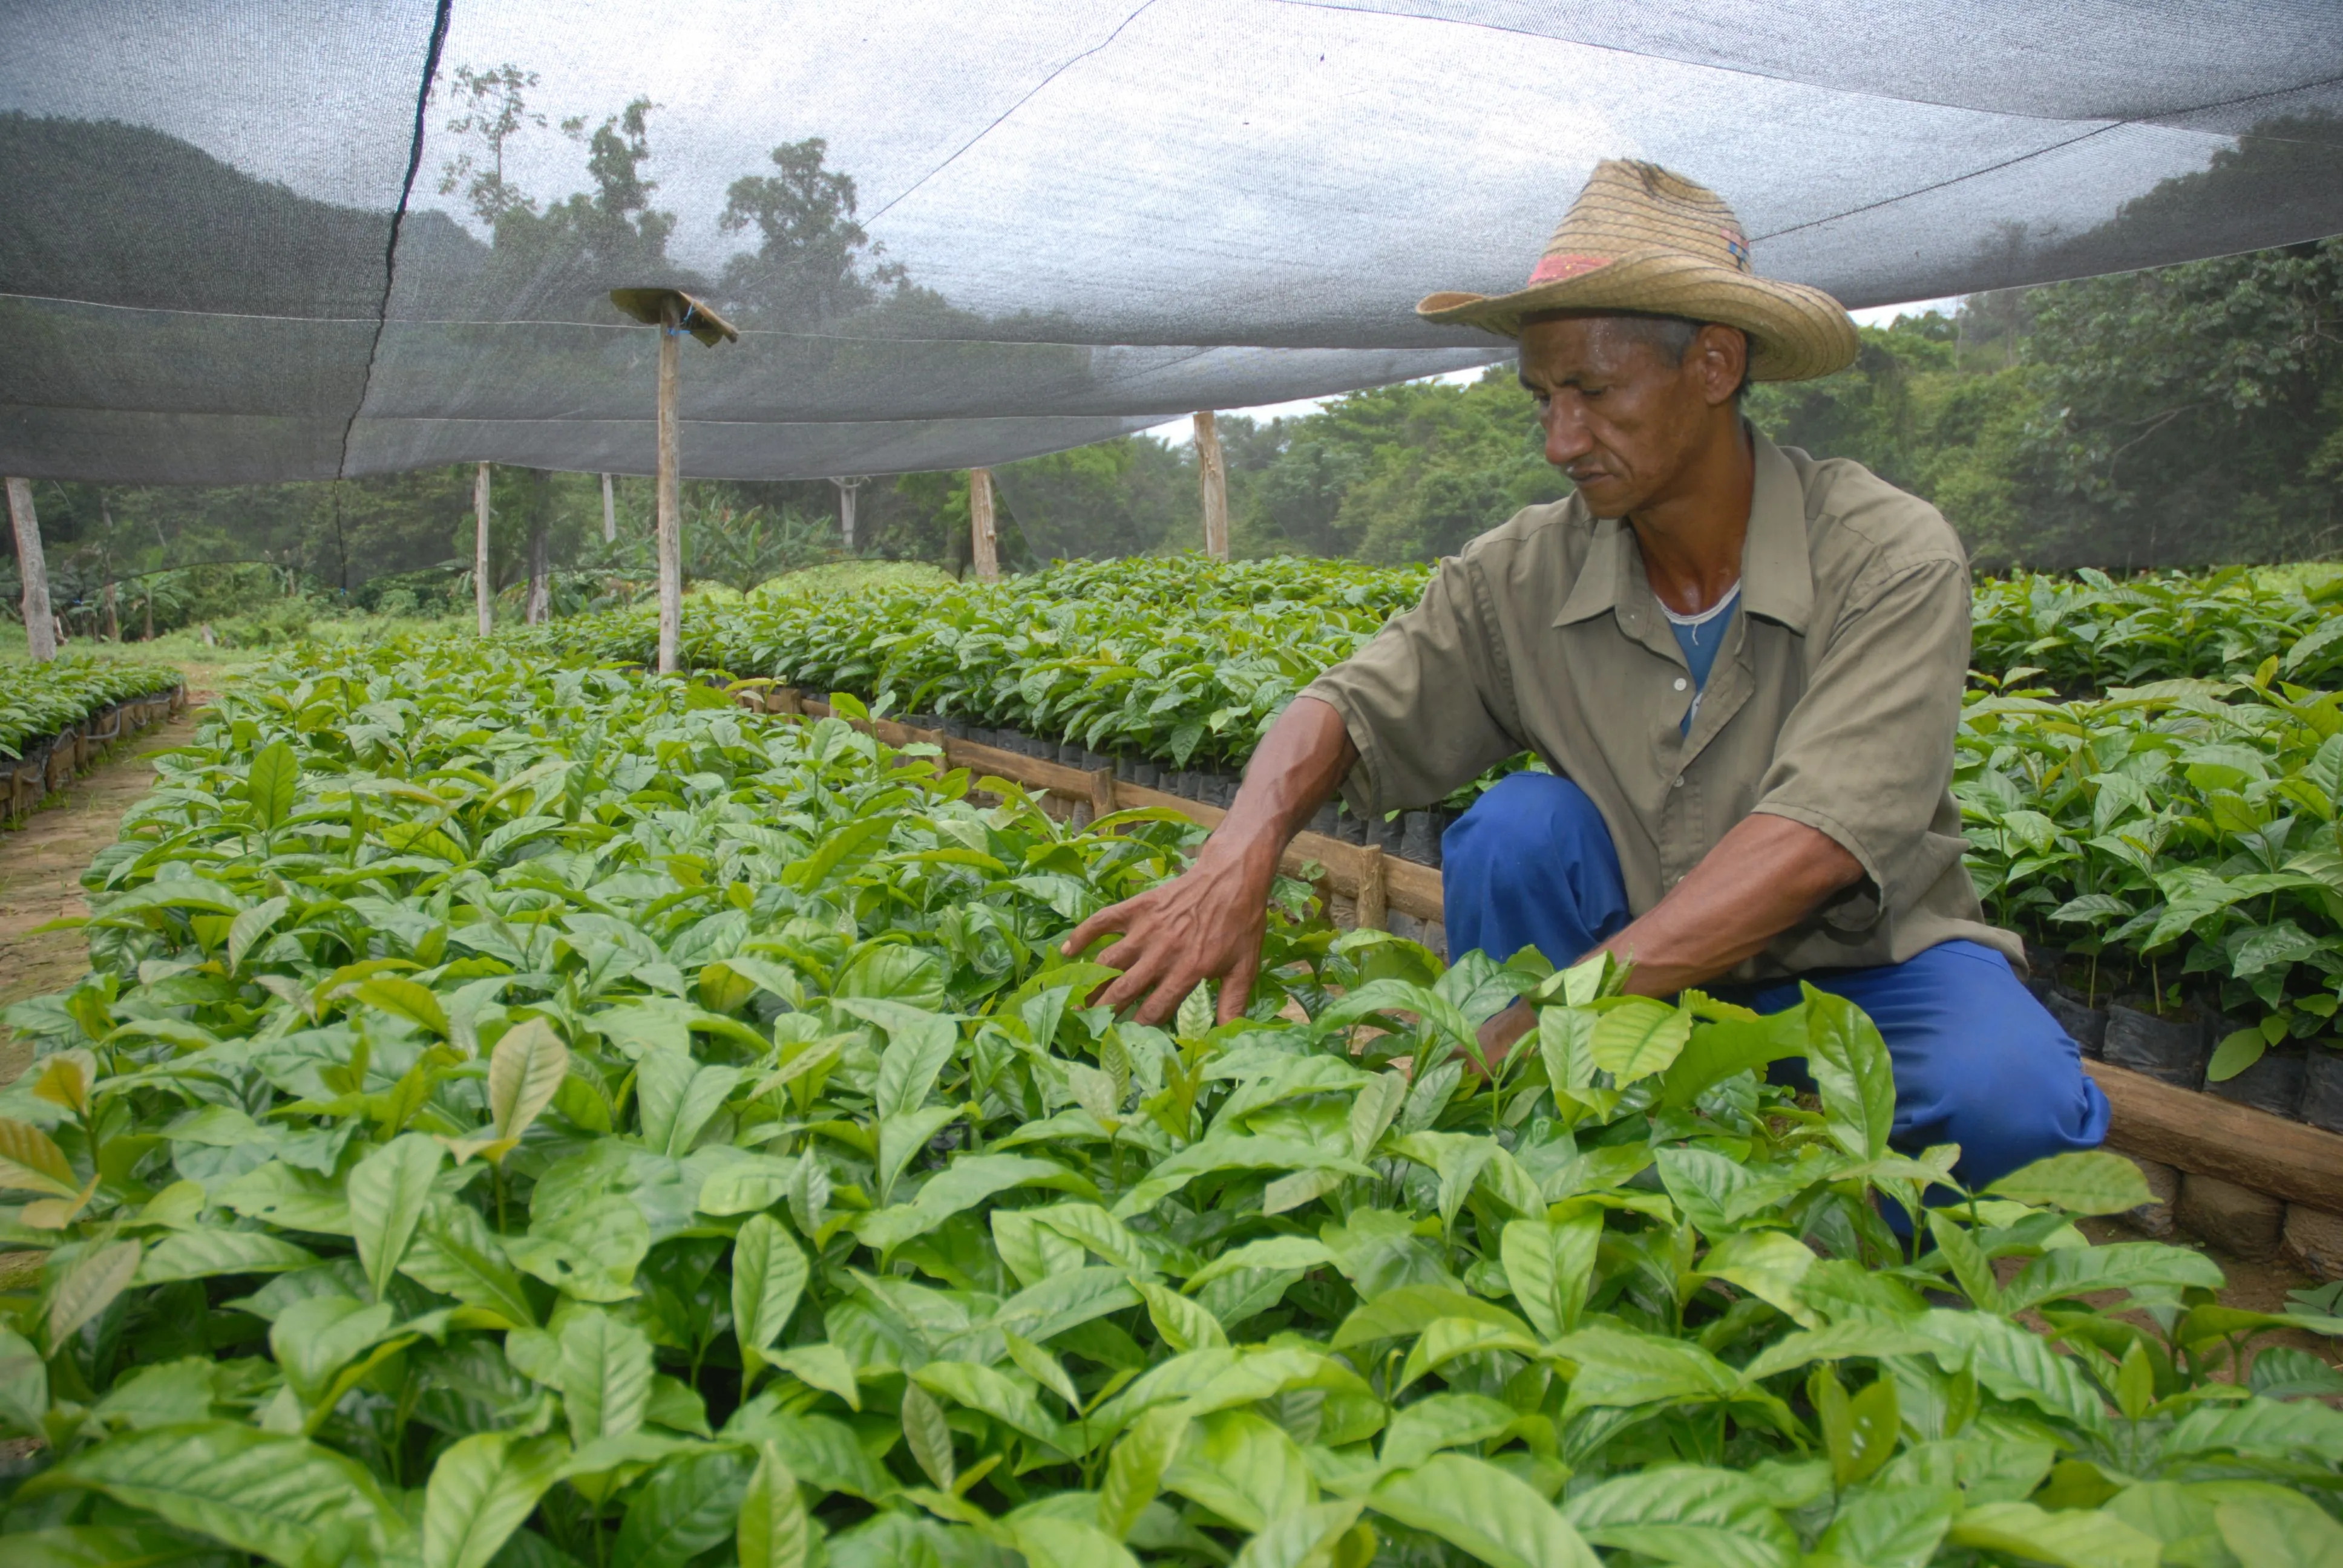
[1063,695,1357,1025]
[1479,809,1863,1056]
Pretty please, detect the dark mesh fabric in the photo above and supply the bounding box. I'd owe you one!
[2,0,2338,492]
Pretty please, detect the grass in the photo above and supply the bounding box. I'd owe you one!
[749,559,957,599]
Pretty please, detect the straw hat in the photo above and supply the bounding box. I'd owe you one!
[1418,160,1858,382]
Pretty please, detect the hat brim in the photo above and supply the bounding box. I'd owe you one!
[1418,249,1859,382]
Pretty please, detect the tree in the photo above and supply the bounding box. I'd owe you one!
[437,64,545,229]
[719,137,903,324]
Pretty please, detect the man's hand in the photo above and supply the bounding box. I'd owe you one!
[1063,697,1357,1026]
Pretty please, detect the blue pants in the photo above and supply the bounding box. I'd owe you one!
[1443,772,2111,1187]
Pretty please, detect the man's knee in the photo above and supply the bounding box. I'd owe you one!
[1443,773,1614,896]
[1881,946,2111,1187]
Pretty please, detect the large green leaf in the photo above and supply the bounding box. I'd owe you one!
[1801,988,1895,1160]
[1588,998,1693,1084]
[1370,1452,1601,1568]
[30,1422,409,1568]
[420,1432,568,1568]
[560,1307,655,1443]
[1982,1151,2155,1215]
[738,1442,813,1568]
[732,1214,810,1375]
[247,739,299,832]
[609,1449,750,1568]
[346,1132,444,1300]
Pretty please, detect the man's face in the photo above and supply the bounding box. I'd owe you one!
[1518,316,1742,519]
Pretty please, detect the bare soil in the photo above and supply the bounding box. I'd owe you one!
[0,711,197,1084]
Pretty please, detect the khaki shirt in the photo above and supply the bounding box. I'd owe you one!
[1300,430,2015,980]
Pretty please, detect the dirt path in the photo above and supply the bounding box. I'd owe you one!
[0,713,198,1080]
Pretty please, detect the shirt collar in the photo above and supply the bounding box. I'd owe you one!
[1551,425,1812,636]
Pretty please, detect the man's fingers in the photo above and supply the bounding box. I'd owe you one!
[1061,895,1142,959]
[1216,947,1260,1026]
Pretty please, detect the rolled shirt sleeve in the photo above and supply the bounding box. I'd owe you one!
[1749,555,1973,931]
[1299,554,1525,818]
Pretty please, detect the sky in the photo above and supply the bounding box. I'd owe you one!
[1139,297,1963,442]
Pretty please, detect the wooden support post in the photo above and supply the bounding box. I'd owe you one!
[657,298,684,674]
[1354,843,1387,930]
[8,477,55,662]
[600,472,617,543]
[473,462,494,636]
[832,476,865,553]
[524,468,552,625]
[969,467,1000,583]
[1194,410,1229,561]
[103,579,119,642]
[1090,766,1119,822]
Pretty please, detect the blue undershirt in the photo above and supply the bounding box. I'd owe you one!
[1660,584,1740,734]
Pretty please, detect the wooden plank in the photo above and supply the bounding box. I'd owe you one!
[1194,411,1228,560]
[6,477,54,662]
[2086,1059,2343,1213]
[1384,855,1442,922]
[601,471,617,543]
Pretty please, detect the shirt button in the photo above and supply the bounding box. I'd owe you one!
[1673,677,1688,691]
[1672,774,1685,788]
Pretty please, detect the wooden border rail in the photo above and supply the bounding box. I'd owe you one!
[764,687,2343,1267]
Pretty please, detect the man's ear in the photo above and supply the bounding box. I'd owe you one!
[1692,323,1749,407]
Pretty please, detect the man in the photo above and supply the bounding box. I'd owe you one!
[1064,159,2110,1186]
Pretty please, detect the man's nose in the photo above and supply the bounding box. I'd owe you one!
[1543,402,1593,468]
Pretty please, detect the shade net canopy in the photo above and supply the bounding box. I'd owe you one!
[2,0,2339,497]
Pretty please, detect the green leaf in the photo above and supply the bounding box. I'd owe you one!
[1547,1326,1740,1416]
[1230,1500,1368,1568]
[1815,1367,1899,1488]
[732,1214,810,1376]
[841,997,961,1121]
[560,1307,654,1443]
[135,1230,316,1285]
[1163,1410,1312,1533]
[0,1325,50,1438]
[1983,1150,2156,1215]
[228,895,290,974]
[1014,1517,1142,1568]
[1925,1210,2003,1312]
[2207,1027,2267,1081]
[30,1421,409,1568]
[1500,1213,1601,1341]
[1563,1466,1797,1567]
[900,1381,956,1491]
[0,1525,219,1567]
[1369,1452,1601,1568]
[609,1449,750,1568]
[912,1359,1075,1457]
[738,1442,812,1568]
[1999,1240,2224,1312]
[1814,1483,1957,1568]
[48,1239,141,1350]
[398,1195,537,1327]
[351,976,450,1038]
[1802,987,1895,1160]
[1099,1406,1189,1541]
[346,1132,443,1301]
[2216,1492,2343,1568]
[1697,1230,1820,1328]
[1588,998,1694,1084]
[0,1116,80,1197]
[270,1296,396,1409]
[420,1432,566,1568]
[486,1016,568,1145]
[1378,1393,1519,1471]
[1138,1278,1230,1352]
[1948,1501,2160,1568]
[249,738,299,831]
